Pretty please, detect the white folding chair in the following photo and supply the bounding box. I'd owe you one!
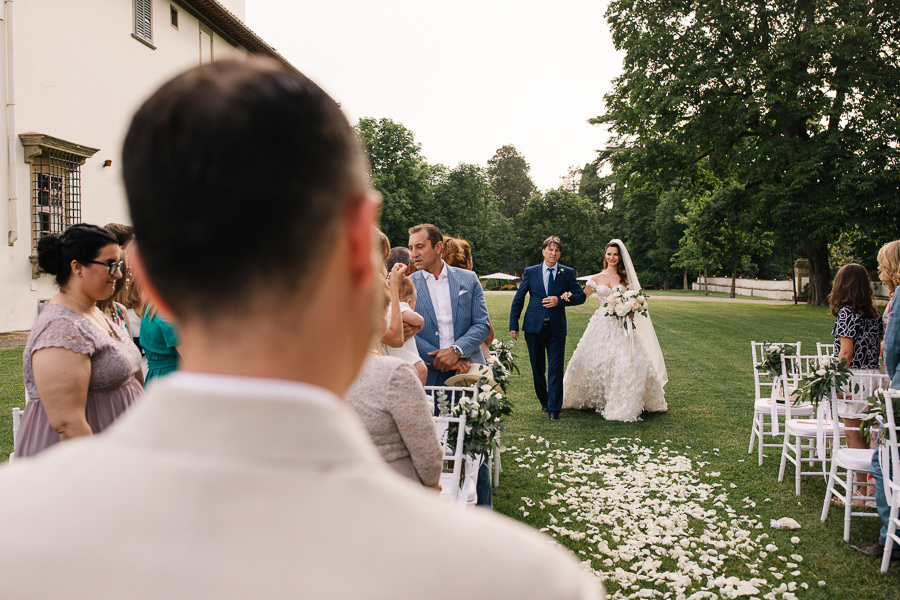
[881,390,900,572]
[778,354,831,495]
[749,341,807,465]
[426,382,499,487]
[432,414,474,507]
[817,342,834,359]
[10,407,25,462]
[821,372,887,540]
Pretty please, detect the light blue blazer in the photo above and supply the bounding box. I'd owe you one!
[884,293,900,389]
[410,264,491,386]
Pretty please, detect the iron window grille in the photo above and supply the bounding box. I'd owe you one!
[30,150,82,248]
[20,133,99,276]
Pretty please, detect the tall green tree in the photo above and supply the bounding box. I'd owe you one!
[599,0,900,304]
[486,145,538,219]
[518,189,604,275]
[431,163,512,274]
[355,118,434,247]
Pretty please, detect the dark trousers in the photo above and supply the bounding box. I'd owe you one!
[524,323,566,414]
[476,458,492,508]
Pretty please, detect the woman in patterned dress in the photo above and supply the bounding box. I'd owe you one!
[829,263,884,467]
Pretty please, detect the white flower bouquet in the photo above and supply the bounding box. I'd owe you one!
[603,288,649,329]
[487,338,519,393]
[436,383,512,459]
[790,356,853,410]
[756,342,797,378]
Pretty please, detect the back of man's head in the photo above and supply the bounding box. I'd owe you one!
[122,58,367,322]
[385,246,411,273]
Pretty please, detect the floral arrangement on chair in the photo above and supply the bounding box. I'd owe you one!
[436,339,517,459]
[789,356,853,410]
[603,288,649,329]
[756,342,798,378]
[860,388,900,445]
[488,338,519,393]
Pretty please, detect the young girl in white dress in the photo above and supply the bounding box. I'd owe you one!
[561,240,667,421]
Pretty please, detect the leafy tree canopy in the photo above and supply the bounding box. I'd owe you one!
[487,145,538,219]
[599,0,900,303]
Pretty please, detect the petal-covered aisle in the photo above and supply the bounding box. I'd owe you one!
[510,436,826,600]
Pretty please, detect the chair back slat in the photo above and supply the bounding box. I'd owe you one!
[829,372,891,449]
[424,385,479,411]
[780,354,821,419]
[816,343,834,359]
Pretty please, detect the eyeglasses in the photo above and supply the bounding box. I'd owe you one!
[87,260,125,275]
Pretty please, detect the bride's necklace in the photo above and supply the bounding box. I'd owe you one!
[61,292,115,337]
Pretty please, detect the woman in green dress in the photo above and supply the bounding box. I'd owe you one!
[140,304,180,384]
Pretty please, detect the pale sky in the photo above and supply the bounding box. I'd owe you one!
[245,0,623,192]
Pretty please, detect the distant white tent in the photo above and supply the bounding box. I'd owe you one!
[576,275,593,281]
[479,273,520,281]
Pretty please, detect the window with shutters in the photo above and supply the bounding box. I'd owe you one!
[133,0,154,48]
[19,134,99,275]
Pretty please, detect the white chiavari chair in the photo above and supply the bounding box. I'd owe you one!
[749,341,806,465]
[821,372,887,540]
[778,354,831,495]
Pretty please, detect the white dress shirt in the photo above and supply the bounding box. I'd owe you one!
[423,261,455,350]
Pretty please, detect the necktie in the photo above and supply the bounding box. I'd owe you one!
[545,267,555,321]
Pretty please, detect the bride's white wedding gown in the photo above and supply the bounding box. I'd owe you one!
[562,283,667,421]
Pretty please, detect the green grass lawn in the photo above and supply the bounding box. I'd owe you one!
[487,294,900,598]
[2,297,898,596]
[0,348,24,461]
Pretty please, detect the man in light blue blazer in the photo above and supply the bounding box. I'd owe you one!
[408,224,491,387]
[409,223,493,507]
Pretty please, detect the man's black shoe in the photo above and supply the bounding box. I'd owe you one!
[549,413,560,421]
[541,406,549,413]
[852,540,900,561]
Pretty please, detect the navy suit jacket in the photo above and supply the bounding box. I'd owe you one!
[410,264,491,386]
[508,263,586,336]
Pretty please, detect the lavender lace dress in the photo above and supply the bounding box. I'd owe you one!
[16,304,143,458]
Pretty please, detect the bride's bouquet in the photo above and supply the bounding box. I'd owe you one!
[603,288,649,329]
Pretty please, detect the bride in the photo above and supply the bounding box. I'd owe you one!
[561,239,667,421]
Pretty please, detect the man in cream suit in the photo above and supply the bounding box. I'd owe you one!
[0,60,602,599]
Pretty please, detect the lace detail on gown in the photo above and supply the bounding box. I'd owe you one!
[562,284,667,421]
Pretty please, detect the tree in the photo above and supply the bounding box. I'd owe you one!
[677,181,773,298]
[355,118,434,247]
[518,189,604,275]
[486,145,538,219]
[599,0,900,304]
[431,163,513,274]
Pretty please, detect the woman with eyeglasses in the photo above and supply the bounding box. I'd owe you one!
[15,224,143,458]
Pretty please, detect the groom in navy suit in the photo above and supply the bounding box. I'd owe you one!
[509,236,586,420]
